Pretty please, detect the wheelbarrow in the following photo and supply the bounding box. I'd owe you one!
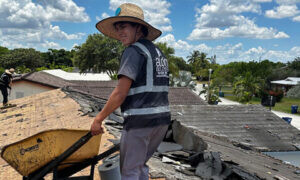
[1,129,120,180]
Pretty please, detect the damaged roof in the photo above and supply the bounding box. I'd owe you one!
[67,85,207,105]
[171,105,300,151]
[1,86,299,179]
[0,89,111,179]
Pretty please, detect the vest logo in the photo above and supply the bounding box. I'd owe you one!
[155,48,168,78]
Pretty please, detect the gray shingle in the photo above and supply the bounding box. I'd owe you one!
[171,104,300,151]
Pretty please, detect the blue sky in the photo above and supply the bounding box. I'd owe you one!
[1,0,300,64]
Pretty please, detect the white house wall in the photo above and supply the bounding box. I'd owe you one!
[0,81,55,102]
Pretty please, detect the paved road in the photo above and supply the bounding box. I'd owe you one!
[194,84,300,130]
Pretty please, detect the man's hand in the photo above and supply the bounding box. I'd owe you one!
[90,76,132,136]
[90,119,104,136]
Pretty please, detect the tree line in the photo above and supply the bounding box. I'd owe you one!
[1,33,299,102]
[0,46,74,73]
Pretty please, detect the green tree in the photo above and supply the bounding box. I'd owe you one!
[187,50,200,65]
[233,72,262,102]
[155,42,179,77]
[187,51,210,80]
[171,56,190,71]
[0,46,9,56]
[73,34,124,79]
[42,49,73,67]
[288,57,300,70]
[0,48,44,72]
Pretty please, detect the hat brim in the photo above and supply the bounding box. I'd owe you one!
[96,16,162,41]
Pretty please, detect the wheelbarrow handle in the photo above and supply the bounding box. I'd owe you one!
[29,131,93,180]
[55,143,120,178]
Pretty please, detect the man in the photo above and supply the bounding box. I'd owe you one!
[91,3,171,180]
[0,68,14,106]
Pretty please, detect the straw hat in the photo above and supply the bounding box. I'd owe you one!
[5,68,15,75]
[96,3,162,41]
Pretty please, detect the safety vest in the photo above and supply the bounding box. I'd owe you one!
[0,73,11,87]
[121,40,171,129]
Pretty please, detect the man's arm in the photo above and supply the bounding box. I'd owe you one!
[90,76,132,135]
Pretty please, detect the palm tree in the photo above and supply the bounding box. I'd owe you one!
[187,50,200,64]
[233,72,262,102]
[155,42,179,77]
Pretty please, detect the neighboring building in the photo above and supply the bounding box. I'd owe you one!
[271,77,300,92]
[43,69,111,81]
[1,70,111,102]
[3,69,206,106]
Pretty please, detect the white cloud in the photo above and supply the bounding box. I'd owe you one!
[0,0,89,50]
[189,16,289,40]
[107,0,172,32]
[245,46,266,55]
[96,13,110,22]
[102,13,110,19]
[158,34,299,64]
[188,0,289,40]
[265,5,299,18]
[252,0,272,2]
[275,0,300,5]
[45,25,85,40]
[157,34,211,58]
[293,15,300,21]
[72,43,79,49]
[41,41,61,49]
[38,0,90,22]
[265,0,300,21]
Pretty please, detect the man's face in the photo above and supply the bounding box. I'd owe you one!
[115,22,138,46]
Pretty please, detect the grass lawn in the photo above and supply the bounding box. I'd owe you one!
[223,95,300,114]
[272,98,300,114]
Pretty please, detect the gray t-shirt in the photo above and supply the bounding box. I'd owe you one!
[118,46,144,81]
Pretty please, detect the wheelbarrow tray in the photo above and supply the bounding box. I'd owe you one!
[1,129,101,177]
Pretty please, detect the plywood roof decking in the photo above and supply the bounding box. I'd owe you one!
[171,105,300,151]
[0,89,113,179]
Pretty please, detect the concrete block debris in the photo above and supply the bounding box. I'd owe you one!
[172,120,207,152]
[195,152,223,179]
[157,142,183,153]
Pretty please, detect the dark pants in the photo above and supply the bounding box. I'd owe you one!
[0,86,8,104]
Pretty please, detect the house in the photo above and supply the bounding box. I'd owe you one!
[4,69,206,106]
[1,69,110,102]
[0,87,299,179]
[1,70,299,179]
[10,71,73,100]
[271,77,300,92]
[42,69,111,81]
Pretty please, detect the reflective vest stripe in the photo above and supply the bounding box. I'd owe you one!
[122,106,170,117]
[128,42,168,96]
[127,85,169,96]
[122,42,170,117]
[133,42,153,87]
